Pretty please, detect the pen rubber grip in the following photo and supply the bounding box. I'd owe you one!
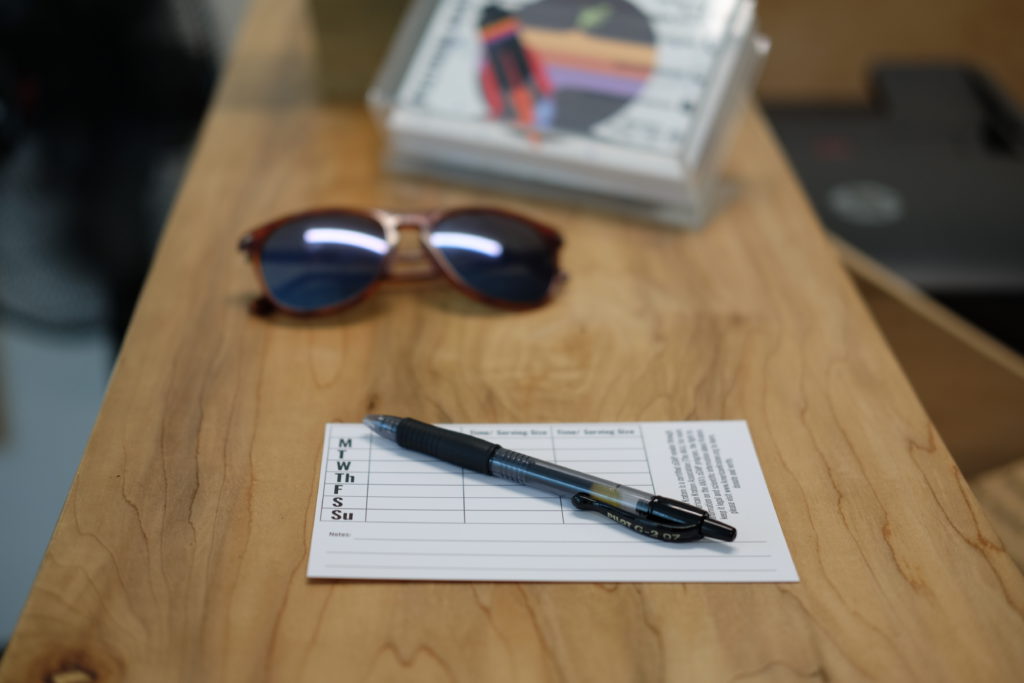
[395,418,497,475]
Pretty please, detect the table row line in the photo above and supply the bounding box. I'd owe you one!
[323,495,580,511]
[327,450,651,464]
[322,480,656,497]
[319,509,596,524]
[326,437,650,451]
[323,469,654,484]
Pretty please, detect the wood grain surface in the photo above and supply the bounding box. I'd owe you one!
[2,0,1023,681]
[841,241,1024,477]
[972,458,1024,573]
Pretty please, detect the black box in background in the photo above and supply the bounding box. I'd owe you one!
[768,66,1024,352]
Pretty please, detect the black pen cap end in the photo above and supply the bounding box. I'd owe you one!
[701,518,737,542]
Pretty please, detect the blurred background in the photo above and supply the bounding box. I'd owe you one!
[0,0,247,649]
[1,0,1021,651]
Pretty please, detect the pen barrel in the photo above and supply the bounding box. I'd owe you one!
[395,418,497,474]
[490,448,652,513]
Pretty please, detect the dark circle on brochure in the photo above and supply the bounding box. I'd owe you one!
[518,0,654,42]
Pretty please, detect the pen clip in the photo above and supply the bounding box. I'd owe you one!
[570,493,705,543]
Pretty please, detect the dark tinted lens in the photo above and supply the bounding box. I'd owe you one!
[429,211,559,304]
[259,212,388,312]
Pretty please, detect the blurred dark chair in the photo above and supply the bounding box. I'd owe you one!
[0,0,215,343]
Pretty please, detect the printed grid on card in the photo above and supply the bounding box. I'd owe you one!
[318,424,655,525]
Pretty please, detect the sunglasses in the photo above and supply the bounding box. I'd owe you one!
[238,207,566,315]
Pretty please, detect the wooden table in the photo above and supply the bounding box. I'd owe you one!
[3,1,1023,680]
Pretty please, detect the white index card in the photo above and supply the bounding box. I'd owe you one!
[307,421,798,582]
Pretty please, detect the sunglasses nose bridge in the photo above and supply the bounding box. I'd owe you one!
[377,213,442,279]
[372,211,434,243]
[393,214,432,235]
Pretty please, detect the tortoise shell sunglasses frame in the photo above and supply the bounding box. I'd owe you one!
[238,207,567,316]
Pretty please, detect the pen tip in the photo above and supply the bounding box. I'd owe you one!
[363,414,401,442]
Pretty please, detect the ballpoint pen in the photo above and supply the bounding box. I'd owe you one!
[363,415,736,543]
